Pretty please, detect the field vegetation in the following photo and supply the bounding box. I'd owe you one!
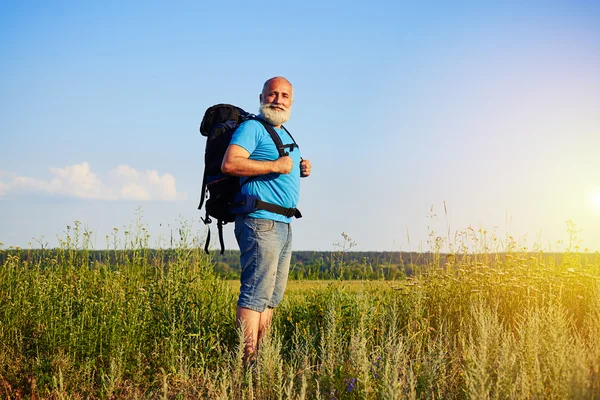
[1,219,599,399]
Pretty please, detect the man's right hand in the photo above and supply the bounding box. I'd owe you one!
[273,156,293,174]
[222,144,295,177]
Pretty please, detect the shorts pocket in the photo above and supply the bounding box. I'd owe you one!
[251,219,275,233]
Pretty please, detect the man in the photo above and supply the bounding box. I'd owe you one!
[221,76,311,361]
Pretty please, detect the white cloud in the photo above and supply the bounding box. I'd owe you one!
[121,182,150,201]
[0,182,8,198]
[114,164,139,179]
[0,162,188,201]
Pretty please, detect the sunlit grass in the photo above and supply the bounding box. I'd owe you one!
[1,217,599,398]
[226,279,396,298]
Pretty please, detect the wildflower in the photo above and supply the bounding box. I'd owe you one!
[371,357,381,379]
[345,377,357,392]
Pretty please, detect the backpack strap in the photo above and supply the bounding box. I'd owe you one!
[242,116,300,189]
[255,199,302,218]
[197,174,207,210]
[281,125,298,151]
[201,213,212,254]
[201,213,227,255]
[217,221,226,254]
[252,117,299,157]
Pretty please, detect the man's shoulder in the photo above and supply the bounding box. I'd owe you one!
[231,118,269,149]
[239,118,266,131]
[235,119,269,140]
[235,118,270,140]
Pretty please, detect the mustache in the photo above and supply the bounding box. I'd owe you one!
[263,103,287,111]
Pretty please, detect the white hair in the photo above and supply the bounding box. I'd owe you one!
[259,102,292,126]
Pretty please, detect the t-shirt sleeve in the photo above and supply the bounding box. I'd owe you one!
[230,120,263,154]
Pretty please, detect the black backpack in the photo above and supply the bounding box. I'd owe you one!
[198,104,301,254]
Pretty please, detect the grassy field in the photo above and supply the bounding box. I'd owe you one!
[226,279,396,298]
[1,224,600,399]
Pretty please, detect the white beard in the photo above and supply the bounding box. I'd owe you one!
[259,103,292,126]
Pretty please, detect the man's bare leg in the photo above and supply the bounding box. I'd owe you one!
[236,306,276,362]
[258,306,274,344]
[237,306,260,362]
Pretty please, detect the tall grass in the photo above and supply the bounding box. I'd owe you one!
[1,220,599,398]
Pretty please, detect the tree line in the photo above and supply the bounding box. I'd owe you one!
[3,247,595,280]
[0,248,430,279]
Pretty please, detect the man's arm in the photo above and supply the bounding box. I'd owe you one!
[221,144,293,177]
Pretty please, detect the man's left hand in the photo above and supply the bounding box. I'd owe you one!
[300,159,312,177]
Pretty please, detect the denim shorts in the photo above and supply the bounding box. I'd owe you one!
[234,216,293,312]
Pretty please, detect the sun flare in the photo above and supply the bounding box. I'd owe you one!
[590,188,600,214]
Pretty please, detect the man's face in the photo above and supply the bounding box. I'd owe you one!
[259,78,293,126]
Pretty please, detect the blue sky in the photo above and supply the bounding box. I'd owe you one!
[1,1,599,252]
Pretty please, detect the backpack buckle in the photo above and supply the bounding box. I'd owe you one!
[230,193,260,215]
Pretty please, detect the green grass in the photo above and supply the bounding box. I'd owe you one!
[1,221,599,398]
[226,279,396,298]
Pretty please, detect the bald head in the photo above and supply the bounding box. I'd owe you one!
[262,76,293,98]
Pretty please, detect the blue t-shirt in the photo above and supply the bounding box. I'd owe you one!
[230,119,302,223]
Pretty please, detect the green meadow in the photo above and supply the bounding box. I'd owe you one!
[1,221,599,399]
